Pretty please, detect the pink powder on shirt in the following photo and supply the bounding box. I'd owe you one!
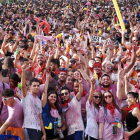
[7,98,24,128]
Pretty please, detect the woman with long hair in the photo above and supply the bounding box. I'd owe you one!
[42,72,61,140]
[123,92,140,140]
[99,90,123,140]
[85,78,102,140]
[2,56,17,76]
[9,73,20,91]
[122,73,140,140]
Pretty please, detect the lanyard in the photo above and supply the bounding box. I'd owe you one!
[104,108,122,124]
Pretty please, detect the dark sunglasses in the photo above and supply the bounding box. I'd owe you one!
[60,68,67,71]
[104,95,112,99]
[132,40,138,42]
[60,92,69,96]
[94,96,102,99]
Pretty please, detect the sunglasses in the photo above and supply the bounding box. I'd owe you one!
[104,95,112,99]
[60,68,67,71]
[94,96,102,99]
[60,92,69,96]
[2,96,13,101]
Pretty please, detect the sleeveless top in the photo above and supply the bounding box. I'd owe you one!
[126,111,140,140]
[126,111,138,130]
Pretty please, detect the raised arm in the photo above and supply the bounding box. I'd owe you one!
[124,74,130,96]
[46,51,54,71]
[123,42,137,75]
[41,72,50,108]
[117,69,124,101]
[21,63,30,97]
[89,78,95,104]
[30,38,38,59]
[1,34,9,55]
[11,36,20,53]
[76,78,83,101]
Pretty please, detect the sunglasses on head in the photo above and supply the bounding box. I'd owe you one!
[60,92,69,96]
[60,68,67,71]
[94,96,102,99]
[104,95,112,99]
[2,96,13,101]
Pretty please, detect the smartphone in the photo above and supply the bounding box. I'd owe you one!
[113,125,117,134]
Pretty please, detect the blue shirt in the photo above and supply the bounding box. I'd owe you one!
[42,103,61,129]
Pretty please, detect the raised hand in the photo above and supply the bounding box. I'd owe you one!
[4,34,9,41]
[75,41,81,51]
[132,40,137,51]
[16,36,21,42]
[78,77,83,84]
[49,50,55,58]
[21,62,31,72]
[91,77,95,85]
[107,39,114,50]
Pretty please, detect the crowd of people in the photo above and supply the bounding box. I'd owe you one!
[0,0,140,140]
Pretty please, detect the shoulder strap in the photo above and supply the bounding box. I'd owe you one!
[2,82,5,90]
[0,102,3,115]
[0,82,5,115]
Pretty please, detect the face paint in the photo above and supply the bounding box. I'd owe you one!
[131,99,134,103]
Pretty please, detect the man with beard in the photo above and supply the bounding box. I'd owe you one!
[50,59,60,81]
[34,54,46,84]
[99,74,118,101]
[51,68,72,91]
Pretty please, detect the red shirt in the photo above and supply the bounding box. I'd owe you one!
[34,63,46,84]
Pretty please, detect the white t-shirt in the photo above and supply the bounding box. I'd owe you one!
[22,92,42,131]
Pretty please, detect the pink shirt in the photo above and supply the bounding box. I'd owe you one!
[22,92,42,131]
[0,82,10,122]
[85,100,99,139]
[99,107,123,140]
[65,96,84,136]
[6,98,24,127]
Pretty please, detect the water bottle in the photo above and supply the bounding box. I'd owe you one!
[58,117,64,139]
[135,62,139,71]
[114,54,121,63]
[37,72,42,83]
[93,71,99,85]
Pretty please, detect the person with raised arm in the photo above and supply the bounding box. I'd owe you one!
[21,62,46,140]
[42,72,62,140]
[85,78,102,140]
[59,77,84,140]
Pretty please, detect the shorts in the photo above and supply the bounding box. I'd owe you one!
[23,128,42,140]
[67,131,83,140]
[6,126,25,140]
[45,129,59,140]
